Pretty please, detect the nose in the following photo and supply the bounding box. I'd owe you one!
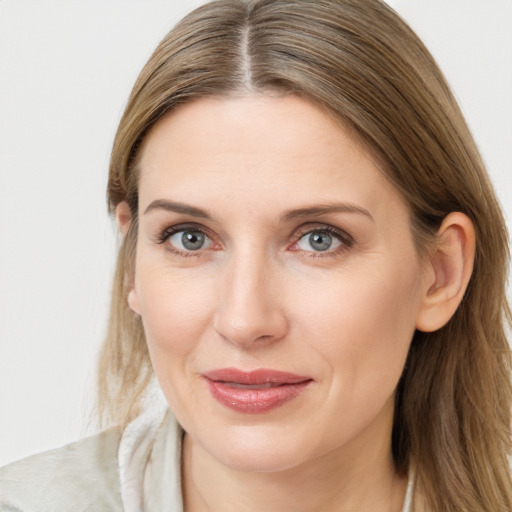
[213,253,288,348]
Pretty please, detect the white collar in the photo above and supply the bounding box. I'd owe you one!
[118,397,182,512]
[402,467,415,512]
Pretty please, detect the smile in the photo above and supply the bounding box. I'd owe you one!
[202,368,312,414]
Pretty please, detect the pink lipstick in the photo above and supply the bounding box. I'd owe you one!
[203,368,312,414]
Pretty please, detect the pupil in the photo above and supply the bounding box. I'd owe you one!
[182,231,204,250]
[309,232,332,251]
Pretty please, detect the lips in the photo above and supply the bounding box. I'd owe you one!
[203,368,312,414]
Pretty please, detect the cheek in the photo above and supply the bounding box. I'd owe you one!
[134,263,216,357]
[291,258,422,389]
[134,264,218,413]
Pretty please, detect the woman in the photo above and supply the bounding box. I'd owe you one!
[1,0,511,511]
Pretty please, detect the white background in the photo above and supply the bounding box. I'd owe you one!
[1,0,511,467]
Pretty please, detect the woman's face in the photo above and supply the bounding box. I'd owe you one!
[129,95,430,473]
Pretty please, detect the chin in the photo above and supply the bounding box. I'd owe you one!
[201,425,313,473]
[216,449,307,474]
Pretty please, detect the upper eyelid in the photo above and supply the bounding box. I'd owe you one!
[161,222,215,237]
[291,223,353,241]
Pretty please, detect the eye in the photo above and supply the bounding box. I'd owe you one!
[296,231,342,252]
[289,225,353,255]
[167,229,214,252]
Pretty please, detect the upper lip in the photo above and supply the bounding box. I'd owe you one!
[202,368,312,385]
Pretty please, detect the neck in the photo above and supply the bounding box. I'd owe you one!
[182,412,407,512]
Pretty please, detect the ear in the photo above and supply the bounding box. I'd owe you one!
[416,212,476,332]
[115,201,132,235]
[115,202,141,315]
[127,288,141,315]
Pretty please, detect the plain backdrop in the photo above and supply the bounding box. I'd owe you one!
[1,0,511,467]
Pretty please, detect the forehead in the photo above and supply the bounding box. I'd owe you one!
[136,94,407,222]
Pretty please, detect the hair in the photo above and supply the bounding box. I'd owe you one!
[99,0,512,509]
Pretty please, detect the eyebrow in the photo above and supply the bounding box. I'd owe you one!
[280,203,374,223]
[143,199,373,223]
[144,199,212,218]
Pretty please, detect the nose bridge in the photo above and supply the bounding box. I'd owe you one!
[213,244,287,347]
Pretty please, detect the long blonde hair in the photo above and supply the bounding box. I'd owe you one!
[99,1,512,509]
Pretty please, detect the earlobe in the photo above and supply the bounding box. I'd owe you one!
[416,212,476,333]
[116,201,132,235]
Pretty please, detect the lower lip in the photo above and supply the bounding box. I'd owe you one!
[205,379,311,414]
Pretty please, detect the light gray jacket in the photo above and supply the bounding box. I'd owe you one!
[0,408,183,512]
[0,427,123,511]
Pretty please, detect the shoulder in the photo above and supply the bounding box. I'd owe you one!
[0,427,123,512]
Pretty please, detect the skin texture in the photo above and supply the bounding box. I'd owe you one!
[119,95,475,512]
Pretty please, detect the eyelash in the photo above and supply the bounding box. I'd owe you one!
[155,223,354,258]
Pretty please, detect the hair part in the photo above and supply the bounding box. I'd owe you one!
[100,1,512,510]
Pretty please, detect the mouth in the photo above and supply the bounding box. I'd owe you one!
[202,368,313,414]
